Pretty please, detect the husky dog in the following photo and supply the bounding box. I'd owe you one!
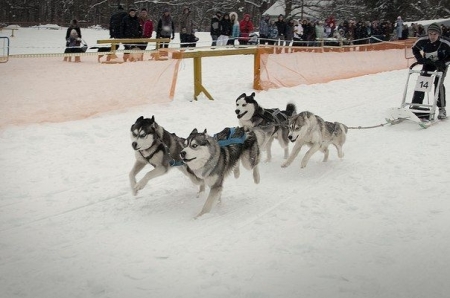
[181,128,260,218]
[129,116,204,196]
[282,111,348,168]
[235,92,296,162]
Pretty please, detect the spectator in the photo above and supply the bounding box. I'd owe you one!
[395,16,403,40]
[401,24,409,40]
[275,14,287,40]
[109,5,127,38]
[239,13,254,45]
[354,21,368,44]
[259,14,270,44]
[229,12,240,45]
[137,8,153,60]
[301,19,315,44]
[66,19,81,40]
[64,28,85,62]
[217,12,232,46]
[411,23,450,119]
[179,7,195,47]
[295,19,303,39]
[285,19,295,44]
[121,7,142,62]
[267,19,278,45]
[210,11,222,46]
[315,20,325,42]
[139,8,153,38]
[156,8,175,48]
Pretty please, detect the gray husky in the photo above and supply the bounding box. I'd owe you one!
[235,92,296,162]
[129,116,204,196]
[180,127,260,218]
[282,111,348,169]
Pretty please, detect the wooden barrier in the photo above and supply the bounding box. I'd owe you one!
[96,38,170,62]
[172,47,273,100]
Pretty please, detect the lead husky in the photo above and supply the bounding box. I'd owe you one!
[129,116,204,196]
[181,127,260,218]
[282,111,348,168]
[235,92,296,162]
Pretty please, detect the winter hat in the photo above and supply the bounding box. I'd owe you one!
[163,8,170,13]
[427,23,442,35]
[128,7,137,12]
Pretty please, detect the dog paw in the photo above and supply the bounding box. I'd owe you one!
[281,162,289,168]
[134,181,147,193]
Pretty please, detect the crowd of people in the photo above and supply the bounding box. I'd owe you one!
[66,5,450,54]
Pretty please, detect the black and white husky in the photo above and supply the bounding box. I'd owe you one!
[129,116,204,196]
[235,92,296,162]
[181,127,260,218]
[282,111,348,169]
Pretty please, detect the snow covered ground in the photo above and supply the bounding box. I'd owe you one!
[1,27,449,298]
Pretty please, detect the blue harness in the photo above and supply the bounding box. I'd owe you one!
[215,127,247,147]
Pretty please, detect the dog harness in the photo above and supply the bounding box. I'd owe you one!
[214,127,247,147]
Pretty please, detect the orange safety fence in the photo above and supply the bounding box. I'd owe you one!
[257,41,414,90]
[0,55,181,128]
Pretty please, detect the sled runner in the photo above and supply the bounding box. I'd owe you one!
[386,61,448,128]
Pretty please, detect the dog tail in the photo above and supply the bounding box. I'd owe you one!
[338,122,348,134]
[285,103,297,116]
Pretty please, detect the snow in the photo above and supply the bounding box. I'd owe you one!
[1,27,450,298]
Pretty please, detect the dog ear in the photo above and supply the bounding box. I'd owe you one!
[237,93,246,100]
[190,128,198,135]
[250,92,255,97]
[137,116,144,121]
[203,129,207,134]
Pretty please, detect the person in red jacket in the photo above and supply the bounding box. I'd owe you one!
[138,8,153,60]
[139,8,153,38]
[239,13,254,45]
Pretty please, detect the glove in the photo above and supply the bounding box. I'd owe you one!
[417,58,427,64]
[434,61,445,71]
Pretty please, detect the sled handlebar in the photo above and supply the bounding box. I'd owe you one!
[409,62,419,69]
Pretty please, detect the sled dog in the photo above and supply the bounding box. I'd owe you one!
[235,92,296,162]
[282,111,348,168]
[129,116,204,196]
[181,127,260,218]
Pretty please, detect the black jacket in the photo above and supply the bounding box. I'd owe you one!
[109,10,127,38]
[412,36,450,71]
[121,14,142,38]
[219,18,232,36]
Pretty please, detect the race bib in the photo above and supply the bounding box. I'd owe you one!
[414,75,433,92]
[424,51,438,61]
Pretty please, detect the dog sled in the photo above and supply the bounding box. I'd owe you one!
[386,61,449,128]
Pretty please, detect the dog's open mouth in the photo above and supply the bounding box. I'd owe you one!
[182,157,196,163]
[289,136,298,142]
[236,111,247,119]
